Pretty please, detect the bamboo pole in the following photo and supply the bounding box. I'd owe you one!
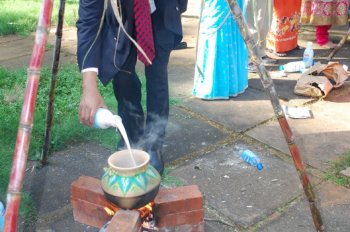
[327,27,350,61]
[41,0,67,165]
[4,0,54,231]
[225,1,325,231]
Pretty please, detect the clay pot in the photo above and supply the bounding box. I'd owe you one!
[101,149,161,209]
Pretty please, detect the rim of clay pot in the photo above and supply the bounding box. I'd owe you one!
[107,149,150,176]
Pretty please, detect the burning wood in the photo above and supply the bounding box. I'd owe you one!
[104,207,115,216]
[103,202,154,218]
[102,202,158,231]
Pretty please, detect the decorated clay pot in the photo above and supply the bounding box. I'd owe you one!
[101,149,161,209]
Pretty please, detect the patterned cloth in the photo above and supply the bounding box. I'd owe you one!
[134,0,155,65]
[266,0,302,53]
[193,0,248,100]
[301,0,349,25]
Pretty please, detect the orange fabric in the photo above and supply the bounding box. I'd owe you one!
[267,0,302,53]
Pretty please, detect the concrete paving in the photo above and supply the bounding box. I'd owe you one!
[2,1,350,231]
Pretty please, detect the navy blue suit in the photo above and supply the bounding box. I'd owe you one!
[77,0,185,151]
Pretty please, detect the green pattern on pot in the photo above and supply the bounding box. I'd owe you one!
[101,165,161,197]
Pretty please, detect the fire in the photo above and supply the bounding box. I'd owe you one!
[137,202,155,219]
[103,202,155,219]
[103,202,157,231]
[104,206,115,216]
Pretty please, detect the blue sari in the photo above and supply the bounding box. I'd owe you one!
[193,0,248,100]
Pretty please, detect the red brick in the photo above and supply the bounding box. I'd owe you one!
[70,176,205,230]
[154,185,203,216]
[106,210,141,232]
[71,175,111,206]
[71,198,112,228]
[158,221,205,232]
[156,209,204,228]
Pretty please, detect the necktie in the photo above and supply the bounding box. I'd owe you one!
[133,0,155,66]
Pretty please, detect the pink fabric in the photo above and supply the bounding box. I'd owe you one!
[316,25,331,45]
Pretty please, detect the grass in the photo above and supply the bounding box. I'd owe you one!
[0,65,118,223]
[325,152,350,188]
[161,168,185,188]
[0,0,79,36]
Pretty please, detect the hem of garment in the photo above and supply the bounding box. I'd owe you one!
[193,86,248,100]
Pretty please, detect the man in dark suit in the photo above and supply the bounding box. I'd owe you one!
[77,0,187,175]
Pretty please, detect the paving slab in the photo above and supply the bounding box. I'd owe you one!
[169,140,301,228]
[23,142,111,216]
[182,0,200,18]
[183,88,275,132]
[168,47,196,99]
[164,107,229,163]
[204,207,240,232]
[246,98,350,170]
[258,181,350,232]
[249,73,311,103]
[168,17,198,99]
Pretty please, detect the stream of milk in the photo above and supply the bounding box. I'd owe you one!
[115,119,137,167]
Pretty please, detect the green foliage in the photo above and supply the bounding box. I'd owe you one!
[0,64,116,195]
[0,0,79,36]
[161,168,185,188]
[19,192,38,227]
[325,152,350,188]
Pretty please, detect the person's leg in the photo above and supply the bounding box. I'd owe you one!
[112,45,145,149]
[143,9,175,174]
[316,25,335,48]
[144,47,170,152]
[254,0,273,55]
[247,0,275,72]
[143,46,171,175]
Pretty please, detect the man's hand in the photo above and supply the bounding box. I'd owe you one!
[79,71,106,127]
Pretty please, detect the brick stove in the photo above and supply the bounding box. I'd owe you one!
[71,176,204,231]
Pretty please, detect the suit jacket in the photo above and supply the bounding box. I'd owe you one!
[77,0,185,85]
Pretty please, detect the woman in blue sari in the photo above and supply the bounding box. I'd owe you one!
[193,0,248,100]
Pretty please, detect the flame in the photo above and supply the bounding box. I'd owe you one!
[104,206,115,216]
[103,201,155,219]
[137,202,155,219]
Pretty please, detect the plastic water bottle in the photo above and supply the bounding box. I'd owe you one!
[0,200,5,232]
[93,108,122,129]
[279,61,306,73]
[303,41,314,68]
[241,150,263,170]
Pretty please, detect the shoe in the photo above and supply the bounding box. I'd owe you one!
[262,56,277,65]
[318,41,337,49]
[174,41,187,50]
[148,150,164,175]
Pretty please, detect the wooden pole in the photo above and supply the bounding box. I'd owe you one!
[225,1,325,231]
[41,0,67,165]
[4,0,54,231]
[327,27,350,61]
